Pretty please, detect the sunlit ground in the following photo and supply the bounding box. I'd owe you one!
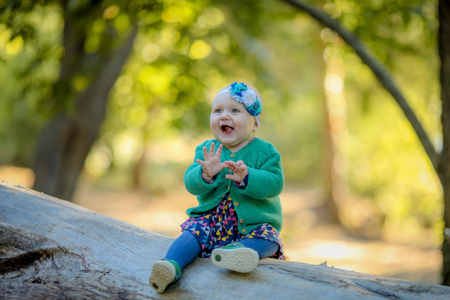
[1,166,442,285]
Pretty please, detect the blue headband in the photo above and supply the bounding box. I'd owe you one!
[228,82,262,116]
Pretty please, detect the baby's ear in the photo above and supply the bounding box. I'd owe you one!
[252,120,259,132]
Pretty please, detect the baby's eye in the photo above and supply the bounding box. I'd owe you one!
[232,108,240,113]
[214,108,222,113]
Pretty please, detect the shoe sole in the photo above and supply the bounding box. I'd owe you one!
[149,261,176,293]
[211,247,259,273]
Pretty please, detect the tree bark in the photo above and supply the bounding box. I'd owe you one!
[32,4,138,201]
[439,0,450,286]
[1,181,450,299]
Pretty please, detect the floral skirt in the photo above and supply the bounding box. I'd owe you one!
[181,193,284,260]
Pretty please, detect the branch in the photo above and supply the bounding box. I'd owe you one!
[282,0,441,181]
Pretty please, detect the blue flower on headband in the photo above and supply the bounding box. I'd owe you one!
[230,82,248,97]
[229,82,262,116]
[248,100,261,116]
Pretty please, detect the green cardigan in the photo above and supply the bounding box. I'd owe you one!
[184,138,284,234]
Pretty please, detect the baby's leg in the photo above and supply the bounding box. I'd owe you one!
[211,239,278,273]
[149,231,201,293]
[239,238,279,259]
[165,231,201,269]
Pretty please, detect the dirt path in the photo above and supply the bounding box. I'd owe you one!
[74,185,442,285]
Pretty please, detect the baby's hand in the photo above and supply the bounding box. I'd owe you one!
[196,143,225,181]
[224,160,248,183]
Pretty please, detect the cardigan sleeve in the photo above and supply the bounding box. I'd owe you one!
[237,150,284,199]
[184,140,220,196]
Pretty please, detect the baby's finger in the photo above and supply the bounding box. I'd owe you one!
[224,160,236,168]
[215,144,223,158]
[203,146,209,160]
[196,159,206,167]
[225,174,235,181]
[235,160,244,167]
[238,166,246,173]
[209,142,216,156]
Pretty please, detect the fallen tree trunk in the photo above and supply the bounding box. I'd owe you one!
[0,182,449,299]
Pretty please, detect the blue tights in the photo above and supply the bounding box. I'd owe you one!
[165,231,279,270]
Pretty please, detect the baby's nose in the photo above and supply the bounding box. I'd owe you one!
[220,111,230,119]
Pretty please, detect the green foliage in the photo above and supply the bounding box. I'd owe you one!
[0,4,62,165]
[318,0,441,241]
[0,0,443,243]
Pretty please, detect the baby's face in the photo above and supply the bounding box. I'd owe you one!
[210,93,258,152]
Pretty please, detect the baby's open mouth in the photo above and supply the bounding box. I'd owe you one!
[221,125,234,134]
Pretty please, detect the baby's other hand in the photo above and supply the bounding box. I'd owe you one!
[224,160,248,183]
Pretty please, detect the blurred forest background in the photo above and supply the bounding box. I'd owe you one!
[0,0,445,284]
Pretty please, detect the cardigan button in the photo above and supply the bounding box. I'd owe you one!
[234,201,239,206]
[242,229,247,233]
[228,169,232,173]
[239,219,244,224]
[230,153,235,158]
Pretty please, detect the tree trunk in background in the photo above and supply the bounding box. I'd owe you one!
[32,3,138,201]
[132,149,146,191]
[439,0,450,286]
[2,181,450,299]
[317,39,341,224]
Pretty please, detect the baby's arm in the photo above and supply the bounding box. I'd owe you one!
[235,153,284,199]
